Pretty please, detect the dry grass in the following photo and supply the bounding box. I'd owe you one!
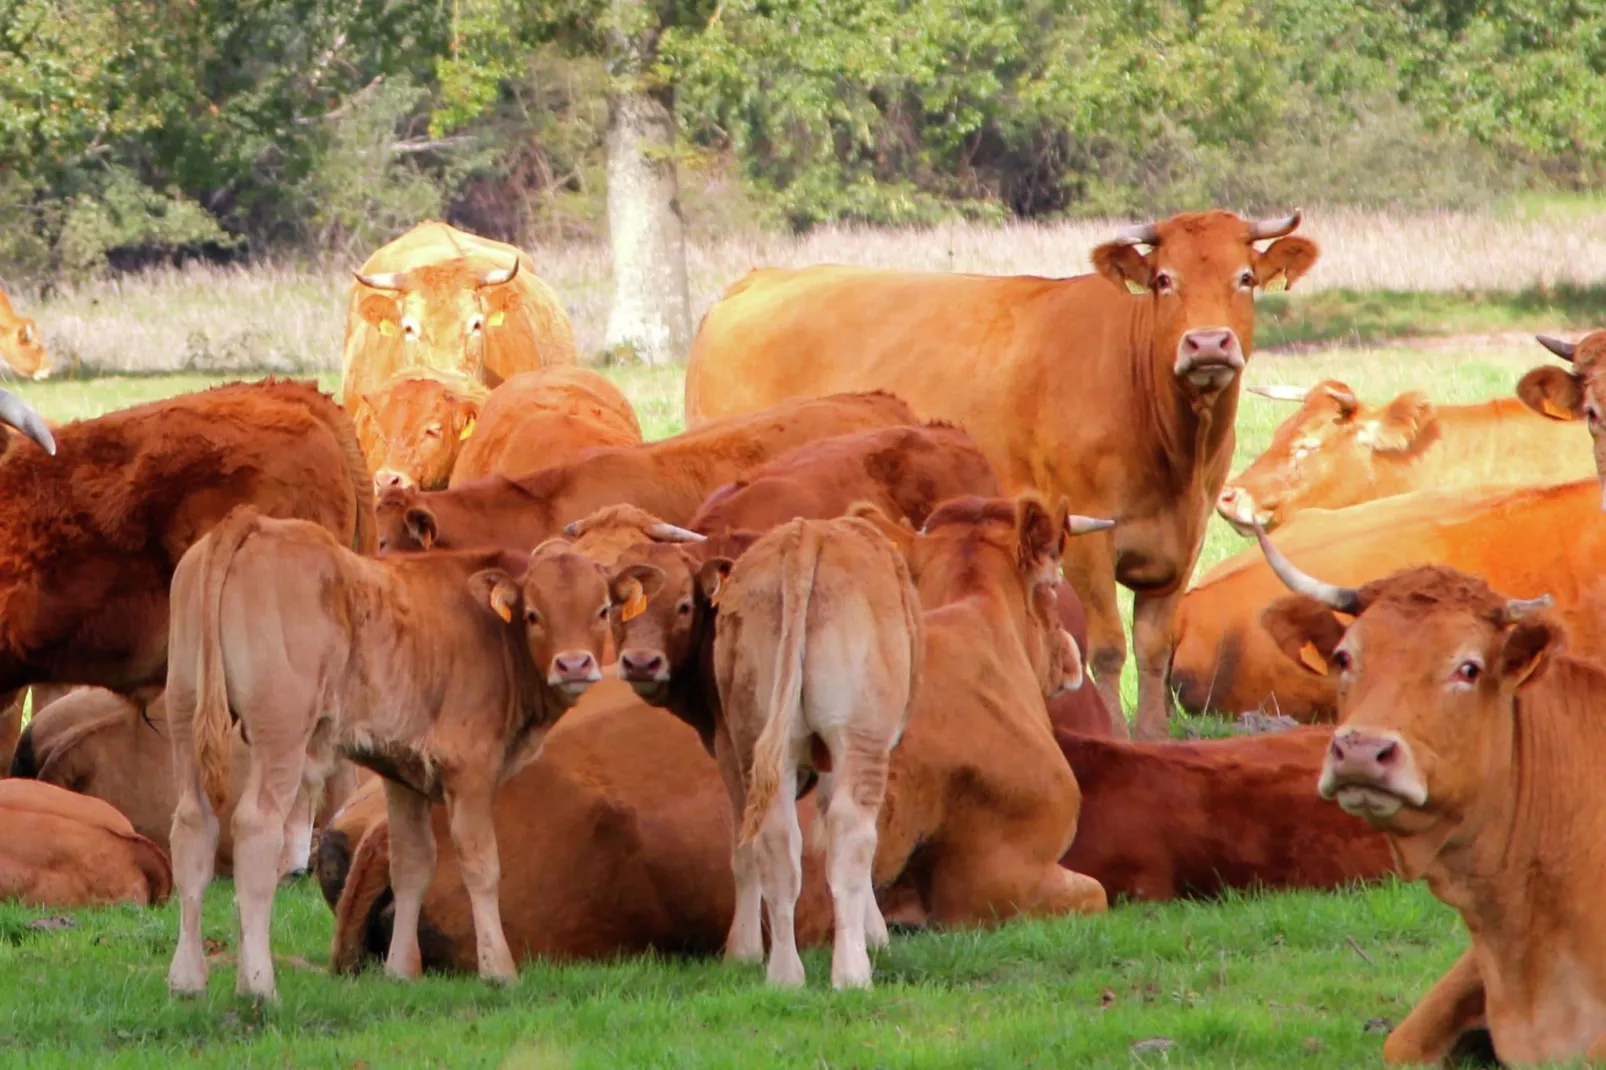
[10,205,1606,375]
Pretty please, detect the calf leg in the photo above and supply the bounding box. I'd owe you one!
[753,765,805,988]
[279,779,317,879]
[1383,950,1486,1065]
[715,733,763,964]
[1132,588,1182,742]
[231,750,305,1001]
[382,781,436,981]
[1062,534,1129,738]
[444,782,516,983]
[822,738,887,990]
[167,754,220,997]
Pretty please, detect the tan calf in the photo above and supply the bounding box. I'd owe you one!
[164,507,608,1002]
[452,367,643,486]
[356,369,489,491]
[0,780,170,907]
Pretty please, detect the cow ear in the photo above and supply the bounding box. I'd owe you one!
[1055,628,1084,693]
[1261,595,1348,675]
[696,557,734,607]
[404,507,438,550]
[1500,618,1559,690]
[1015,495,1060,583]
[17,320,34,346]
[1365,392,1435,454]
[1091,242,1154,293]
[468,569,520,623]
[454,398,482,439]
[1255,237,1320,291]
[847,501,916,556]
[608,563,668,612]
[1516,365,1584,422]
[359,293,400,331]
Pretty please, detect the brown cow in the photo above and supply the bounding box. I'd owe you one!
[1044,581,1114,737]
[1056,726,1393,901]
[341,221,576,414]
[1253,531,1606,1066]
[376,391,916,554]
[0,285,51,380]
[688,422,999,535]
[0,683,75,775]
[0,780,170,907]
[355,369,490,491]
[684,211,1320,741]
[1216,380,1592,533]
[452,367,643,487]
[695,516,922,989]
[1173,479,1606,722]
[164,509,609,1001]
[1517,330,1606,507]
[0,379,373,698]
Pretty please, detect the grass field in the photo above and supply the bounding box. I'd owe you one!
[0,332,1562,1067]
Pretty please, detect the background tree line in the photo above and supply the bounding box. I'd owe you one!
[3,0,1604,283]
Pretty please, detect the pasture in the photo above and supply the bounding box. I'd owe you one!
[0,326,1560,1067]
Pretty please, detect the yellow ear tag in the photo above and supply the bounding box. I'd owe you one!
[458,416,477,441]
[487,310,506,328]
[1541,398,1574,421]
[494,599,513,623]
[620,581,647,623]
[1124,279,1148,295]
[1298,641,1328,675]
[708,586,722,608]
[378,320,398,337]
[1264,274,1289,294]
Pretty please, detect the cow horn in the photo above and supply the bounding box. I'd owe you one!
[0,389,55,455]
[1503,594,1554,622]
[562,520,583,537]
[1536,335,1578,362]
[1067,515,1115,536]
[1253,522,1360,614]
[353,270,409,292]
[1113,221,1160,247]
[476,259,520,288]
[646,522,707,543]
[1247,384,1309,403]
[1322,384,1358,413]
[1248,210,1302,242]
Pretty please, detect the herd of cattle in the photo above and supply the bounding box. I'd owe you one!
[4,212,1606,1063]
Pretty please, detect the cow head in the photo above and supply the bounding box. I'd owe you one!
[1253,525,1558,834]
[469,539,610,698]
[0,316,50,381]
[375,487,440,553]
[1091,210,1319,401]
[562,505,708,570]
[1217,382,1438,533]
[605,541,731,702]
[1517,331,1606,507]
[352,257,522,378]
[359,374,485,492]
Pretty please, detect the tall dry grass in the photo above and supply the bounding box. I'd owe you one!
[12,206,1606,375]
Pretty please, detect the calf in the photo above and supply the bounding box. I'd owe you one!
[0,780,171,907]
[452,367,643,486]
[355,369,489,490]
[376,391,916,554]
[1255,527,1606,1066]
[687,422,999,534]
[164,508,608,1001]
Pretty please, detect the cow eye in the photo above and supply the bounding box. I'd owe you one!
[1331,649,1352,672]
[1238,269,1256,289]
[525,607,541,625]
[1455,661,1482,684]
[422,425,442,439]
[1587,403,1602,428]
[596,604,609,621]
[1153,272,1175,294]
[401,317,420,339]
[677,598,694,616]
[469,315,485,334]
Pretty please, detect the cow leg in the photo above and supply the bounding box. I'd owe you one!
[1062,534,1129,738]
[754,764,806,988]
[382,780,436,981]
[167,752,220,997]
[1382,949,1486,1065]
[279,779,317,880]
[715,732,764,964]
[231,749,304,1001]
[1131,588,1182,742]
[822,735,886,990]
[443,782,517,984]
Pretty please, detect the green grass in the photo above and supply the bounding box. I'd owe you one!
[1256,284,1606,349]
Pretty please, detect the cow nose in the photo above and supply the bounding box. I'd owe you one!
[374,469,412,491]
[1215,485,1267,528]
[551,652,601,689]
[31,367,51,382]
[1183,328,1237,357]
[1329,732,1398,779]
[619,649,666,680]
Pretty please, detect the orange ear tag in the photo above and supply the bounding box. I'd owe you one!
[1298,641,1328,675]
[1541,398,1574,421]
[621,582,647,623]
[378,320,398,337]
[494,599,513,623]
[487,310,506,328]
[458,417,477,441]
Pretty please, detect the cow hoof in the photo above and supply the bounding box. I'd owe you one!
[724,943,764,965]
[766,956,806,988]
[167,973,209,998]
[279,867,310,883]
[480,966,517,986]
[831,955,873,990]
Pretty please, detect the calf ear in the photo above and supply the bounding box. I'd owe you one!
[404,507,438,550]
[1365,393,1435,454]
[358,294,400,333]
[1091,243,1154,293]
[1500,619,1559,690]
[1255,236,1320,291]
[469,569,520,623]
[696,557,734,607]
[454,399,481,440]
[1261,595,1347,675]
[1516,365,1584,422]
[1056,628,1084,692]
[1015,495,1060,583]
[609,563,668,617]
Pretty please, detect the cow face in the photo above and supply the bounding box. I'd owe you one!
[1517,331,1606,507]
[0,316,50,381]
[1217,382,1438,533]
[1255,534,1557,835]
[562,505,708,570]
[359,376,483,492]
[375,487,439,553]
[606,543,729,701]
[353,259,522,379]
[1091,210,1319,401]
[470,539,610,699]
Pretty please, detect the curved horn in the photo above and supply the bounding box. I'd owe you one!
[1247,384,1310,403]
[353,270,410,292]
[1252,522,1360,614]
[1248,210,1302,242]
[476,259,520,288]
[1502,594,1554,622]
[1322,384,1358,413]
[1067,515,1115,536]
[647,521,707,544]
[1113,220,1160,247]
[0,389,55,455]
[1536,334,1578,362]
[562,520,583,537]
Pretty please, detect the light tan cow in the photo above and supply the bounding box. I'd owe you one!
[0,284,51,380]
[163,507,610,1001]
[0,780,170,907]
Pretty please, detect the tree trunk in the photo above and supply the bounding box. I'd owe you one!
[604,3,691,366]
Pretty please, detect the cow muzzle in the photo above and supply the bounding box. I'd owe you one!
[30,366,51,382]
[1174,328,1245,390]
[1215,485,1275,535]
[1318,728,1428,819]
[548,652,602,695]
[617,649,669,686]
[374,469,414,493]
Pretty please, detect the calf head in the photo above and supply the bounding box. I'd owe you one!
[1091,210,1319,401]
[469,539,610,699]
[358,374,484,491]
[376,486,440,553]
[1517,330,1606,506]
[1218,382,1437,533]
[1254,526,1558,835]
[605,541,730,702]
[0,315,50,381]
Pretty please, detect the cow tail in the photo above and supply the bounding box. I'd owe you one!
[193,508,257,814]
[323,391,378,555]
[739,523,818,846]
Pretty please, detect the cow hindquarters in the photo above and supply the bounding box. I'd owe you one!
[1061,534,1129,739]
[443,779,516,984]
[382,780,436,981]
[1383,949,1487,1066]
[1132,589,1182,742]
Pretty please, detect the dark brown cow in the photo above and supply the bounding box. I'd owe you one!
[684,211,1321,740]
[376,391,917,554]
[164,509,608,1001]
[687,422,999,535]
[0,779,171,907]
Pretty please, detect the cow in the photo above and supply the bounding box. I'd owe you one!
[687,422,999,535]
[683,210,1321,740]
[0,780,170,907]
[1215,380,1592,533]
[1056,726,1393,901]
[11,688,362,877]
[0,379,373,700]
[355,369,490,491]
[1517,330,1606,506]
[1172,479,1606,722]
[451,367,643,487]
[0,285,51,380]
[1252,527,1606,1067]
[163,509,609,1001]
[376,391,917,555]
[341,220,577,416]
[1045,581,1115,737]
